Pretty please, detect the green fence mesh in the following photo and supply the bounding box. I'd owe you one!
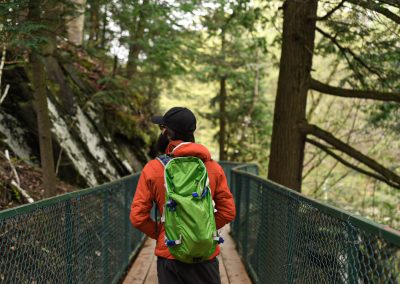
[220,162,400,284]
[1,163,399,284]
[0,174,144,284]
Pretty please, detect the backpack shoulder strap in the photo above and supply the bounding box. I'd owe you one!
[154,154,172,234]
[156,154,172,167]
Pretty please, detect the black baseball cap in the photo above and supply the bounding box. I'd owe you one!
[151,107,197,133]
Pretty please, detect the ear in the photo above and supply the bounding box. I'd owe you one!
[166,128,175,140]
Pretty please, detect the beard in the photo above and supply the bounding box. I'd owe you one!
[157,131,170,154]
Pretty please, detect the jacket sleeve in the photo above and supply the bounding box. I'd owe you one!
[213,167,236,229]
[130,169,157,239]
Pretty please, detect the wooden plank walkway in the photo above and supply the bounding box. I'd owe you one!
[123,225,251,284]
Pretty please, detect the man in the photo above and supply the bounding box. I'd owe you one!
[130,107,236,284]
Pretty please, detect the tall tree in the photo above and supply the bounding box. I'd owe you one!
[268,0,319,191]
[268,0,400,192]
[126,0,149,78]
[109,0,196,116]
[27,0,58,197]
[67,0,87,46]
[198,0,267,161]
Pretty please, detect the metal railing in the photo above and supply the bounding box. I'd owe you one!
[1,162,399,284]
[220,161,400,284]
[0,174,144,284]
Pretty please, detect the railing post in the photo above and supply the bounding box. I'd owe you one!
[234,173,242,242]
[258,183,269,282]
[65,199,73,284]
[124,181,131,266]
[347,223,358,284]
[102,191,109,284]
[230,170,236,233]
[243,177,250,262]
[286,200,295,284]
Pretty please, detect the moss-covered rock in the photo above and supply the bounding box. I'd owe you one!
[1,42,156,190]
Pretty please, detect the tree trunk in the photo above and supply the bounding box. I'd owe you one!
[267,0,318,192]
[67,0,87,46]
[239,53,260,146]
[126,0,149,78]
[219,76,227,161]
[88,0,100,46]
[100,3,108,49]
[30,55,57,198]
[28,0,57,198]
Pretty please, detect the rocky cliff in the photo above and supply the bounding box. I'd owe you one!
[0,43,156,207]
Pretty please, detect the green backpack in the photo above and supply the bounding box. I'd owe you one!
[157,153,224,263]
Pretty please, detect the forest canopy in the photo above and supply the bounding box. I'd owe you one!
[0,0,399,228]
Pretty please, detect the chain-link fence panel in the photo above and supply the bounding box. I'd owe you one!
[220,162,400,284]
[0,174,144,284]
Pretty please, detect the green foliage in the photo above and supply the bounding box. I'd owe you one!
[1,1,40,50]
[106,110,151,145]
[368,102,400,133]
[1,0,79,52]
[104,0,199,111]
[3,0,398,229]
[312,1,400,132]
[85,73,155,145]
[193,0,272,164]
[10,185,21,202]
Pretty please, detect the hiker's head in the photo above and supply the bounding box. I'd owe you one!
[152,107,197,152]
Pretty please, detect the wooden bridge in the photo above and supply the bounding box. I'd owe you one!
[123,226,251,284]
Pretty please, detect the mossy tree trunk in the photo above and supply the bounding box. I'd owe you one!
[267,0,318,192]
[67,0,87,46]
[88,0,100,46]
[218,28,228,161]
[219,76,227,161]
[126,0,149,78]
[28,0,57,197]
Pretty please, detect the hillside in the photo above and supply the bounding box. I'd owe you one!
[0,42,156,209]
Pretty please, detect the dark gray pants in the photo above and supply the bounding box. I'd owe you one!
[157,257,221,284]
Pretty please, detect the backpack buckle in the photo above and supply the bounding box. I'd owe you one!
[213,231,224,244]
[192,187,208,199]
[166,199,177,212]
[166,240,177,247]
[165,235,182,247]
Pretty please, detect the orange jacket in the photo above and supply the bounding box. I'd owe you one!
[130,140,236,259]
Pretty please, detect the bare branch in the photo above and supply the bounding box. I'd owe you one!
[307,59,340,121]
[0,44,10,105]
[5,150,20,186]
[303,149,329,180]
[313,159,339,196]
[300,123,400,188]
[0,44,5,91]
[304,96,359,180]
[377,0,400,8]
[315,170,352,199]
[0,84,10,105]
[348,0,400,24]
[11,181,34,204]
[315,27,385,81]
[317,0,347,21]
[306,138,400,189]
[310,78,400,102]
[238,50,260,144]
